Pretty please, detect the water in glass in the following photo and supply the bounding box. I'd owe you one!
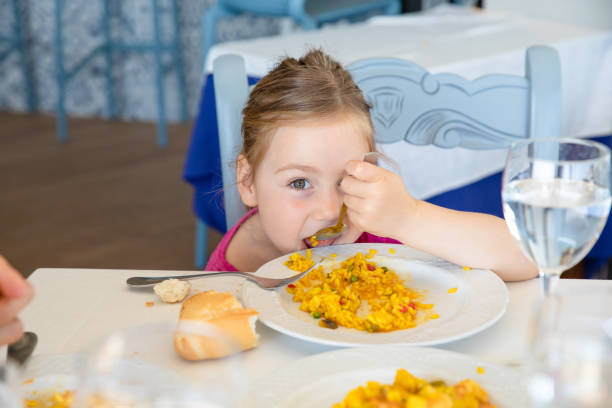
[503,178,611,274]
[502,138,611,295]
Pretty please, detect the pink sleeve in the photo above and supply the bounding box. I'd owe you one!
[355,232,401,244]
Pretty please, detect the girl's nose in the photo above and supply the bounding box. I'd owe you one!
[313,190,343,222]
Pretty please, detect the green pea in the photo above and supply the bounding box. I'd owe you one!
[312,312,321,319]
[381,266,388,272]
[350,275,358,282]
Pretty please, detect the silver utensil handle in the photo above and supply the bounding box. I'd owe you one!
[126,271,248,287]
[364,151,400,173]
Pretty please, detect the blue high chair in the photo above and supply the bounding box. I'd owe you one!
[202,0,401,66]
[53,0,188,147]
[194,46,562,268]
[0,0,36,112]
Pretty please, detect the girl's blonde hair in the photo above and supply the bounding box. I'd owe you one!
[240,49,375,178]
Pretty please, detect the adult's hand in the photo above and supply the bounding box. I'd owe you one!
[0,256,33,345]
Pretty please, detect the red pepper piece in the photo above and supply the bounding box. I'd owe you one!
[288,284,296,289]
[408,302,416,309]
[366,264,375,271]
[400,306,408,313]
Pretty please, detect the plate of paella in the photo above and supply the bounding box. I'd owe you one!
[242,243,508,347]
[248,345,526,408]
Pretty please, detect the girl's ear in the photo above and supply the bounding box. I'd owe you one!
[236,154,257,207]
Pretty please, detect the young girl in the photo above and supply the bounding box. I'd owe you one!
[206,49,537,282]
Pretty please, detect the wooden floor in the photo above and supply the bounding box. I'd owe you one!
[0,112,221,277]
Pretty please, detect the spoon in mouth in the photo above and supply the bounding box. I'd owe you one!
[308,152,383,244]
[309,203,348,243]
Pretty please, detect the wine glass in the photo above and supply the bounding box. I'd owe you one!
[525,289,612,407]
[76,320,247,407]
[502,138,611,296]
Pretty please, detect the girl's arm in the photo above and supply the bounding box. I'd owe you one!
[342,160,538,282]
[396,201,538,281]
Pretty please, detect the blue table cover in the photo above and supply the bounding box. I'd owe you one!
[183,73,612,276]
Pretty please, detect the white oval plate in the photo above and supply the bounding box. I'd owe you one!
[249,345,526,408]
[242,243,508,347]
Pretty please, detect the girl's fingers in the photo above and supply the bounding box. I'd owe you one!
[345,160,383,182]
[345,207,365,231]
[340,175,372,198]
[343,194,366,213]
[0,318,23,346]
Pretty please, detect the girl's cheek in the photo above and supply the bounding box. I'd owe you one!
[286,196,310,212]
[262,191,311,221]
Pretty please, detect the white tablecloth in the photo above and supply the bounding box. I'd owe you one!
[205,5,612,199]
[19,267,612,392]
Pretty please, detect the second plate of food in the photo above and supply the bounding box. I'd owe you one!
[247,345,526,408]
[242,243,508,347]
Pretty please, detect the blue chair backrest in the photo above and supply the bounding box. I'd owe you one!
[220,0,290,15]
[219,0,400,22]
[212,46,561,230]
[347,46,561,148]
[213,55,250,230]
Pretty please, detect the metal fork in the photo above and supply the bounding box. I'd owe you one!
[126,258,324,290]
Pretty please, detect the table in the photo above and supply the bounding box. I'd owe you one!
[20,266,612,398]
[183,4,612,265]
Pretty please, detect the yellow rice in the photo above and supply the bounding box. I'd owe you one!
[284,248,315,271]
[333,369,496,408]
[285,251,435,332]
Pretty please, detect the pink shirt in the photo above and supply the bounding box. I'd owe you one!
[205,207,400,271]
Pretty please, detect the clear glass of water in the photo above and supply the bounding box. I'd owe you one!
[502,138,611,296]
[76,321,247,407]
[525,289,612,407]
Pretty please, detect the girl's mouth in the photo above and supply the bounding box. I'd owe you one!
[303,236,339,248]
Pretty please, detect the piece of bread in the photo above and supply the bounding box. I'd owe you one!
[174,290,259,360]
[154,278,190,303]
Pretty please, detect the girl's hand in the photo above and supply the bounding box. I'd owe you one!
[342,160,417,240]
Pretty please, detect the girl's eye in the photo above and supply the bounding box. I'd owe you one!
[289,178,310,190]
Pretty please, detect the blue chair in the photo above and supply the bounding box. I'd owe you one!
[194,46,562,267]
[202,0,401,66]
[347,46,561,148]
[194,54,250,267]
[54,0,188,147]
[0,0,36,112]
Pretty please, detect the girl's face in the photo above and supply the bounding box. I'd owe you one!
[239,114,371,255]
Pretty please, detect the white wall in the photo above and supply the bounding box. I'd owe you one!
[485,0,612,29]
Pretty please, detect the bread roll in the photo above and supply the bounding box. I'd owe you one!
[174,290,258,360]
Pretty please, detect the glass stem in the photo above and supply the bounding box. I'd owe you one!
[540,271,560,296]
